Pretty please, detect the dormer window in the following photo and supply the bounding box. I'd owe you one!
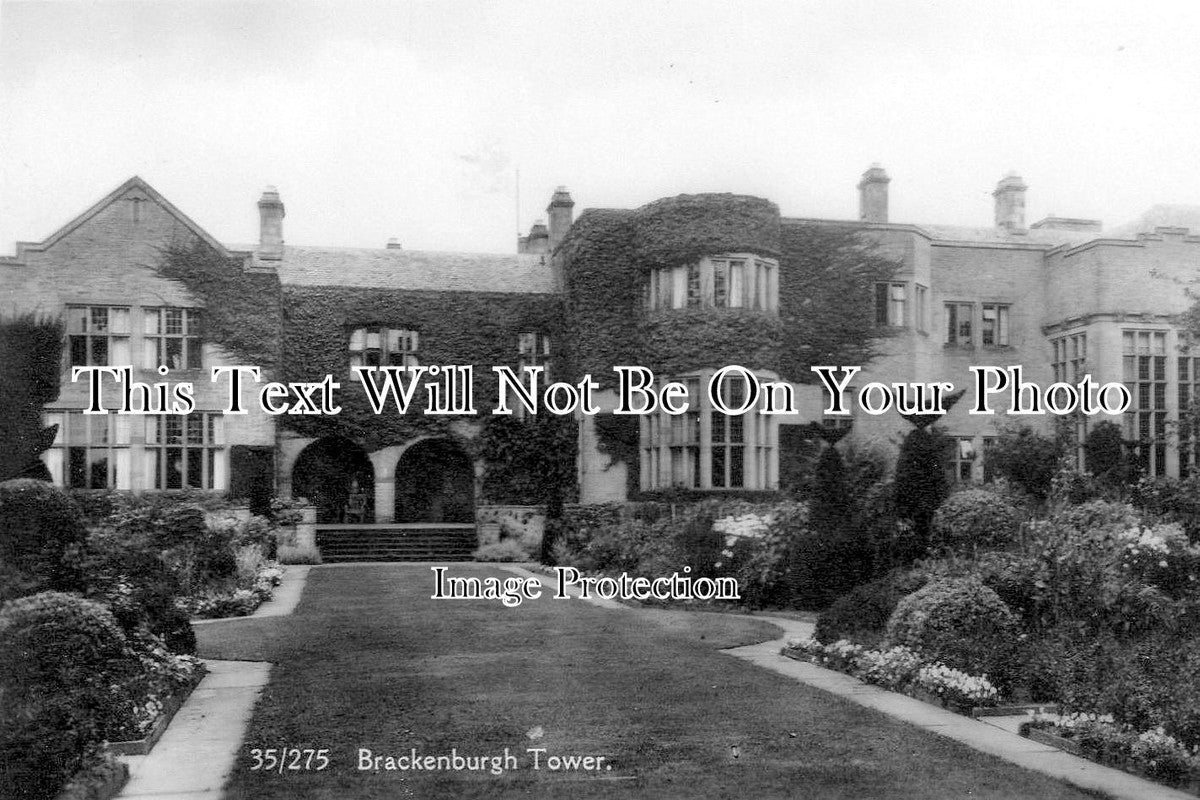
[646,255,778,313]
[349,327,418,369]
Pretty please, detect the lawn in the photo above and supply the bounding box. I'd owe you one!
[197,564,1101,800]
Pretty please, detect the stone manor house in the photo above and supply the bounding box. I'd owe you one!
[2,169,1199,529]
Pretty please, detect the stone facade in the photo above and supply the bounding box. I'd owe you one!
[3,169,1199,515]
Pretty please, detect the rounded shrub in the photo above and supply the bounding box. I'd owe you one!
[0,591,141,800]
[814,568,928,646]
[0,479,87,602]
[886,577,1020,685]
[931,489,1021,552]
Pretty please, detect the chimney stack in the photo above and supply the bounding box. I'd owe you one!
[857,163,890,223]
[547,186,574,252]
[257,186,285,260]
[993,172,1028,231]
[386,238,402,250]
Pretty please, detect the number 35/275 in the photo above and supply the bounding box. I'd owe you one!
[249,748,331,772]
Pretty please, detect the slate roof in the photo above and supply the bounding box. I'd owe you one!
[1108,204,1200,238]
[230,245,555,294]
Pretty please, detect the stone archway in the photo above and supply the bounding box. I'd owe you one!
[394,438,475,523]
[292,436,374,523]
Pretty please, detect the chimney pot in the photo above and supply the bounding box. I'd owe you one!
[547,187,575,252]
[857,164,890,223]
[257,186,285,260]
[993,172,1028,231]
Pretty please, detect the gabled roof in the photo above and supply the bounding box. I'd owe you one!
[229,244,555,294]
[7,176,235,261]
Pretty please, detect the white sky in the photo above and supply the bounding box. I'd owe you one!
[3,0,1200,255]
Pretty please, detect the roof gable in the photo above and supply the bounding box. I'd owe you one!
[9,176,234,261]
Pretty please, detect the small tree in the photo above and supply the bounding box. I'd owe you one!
[0,314,63,481]
[1084,421,1129,488]
[987,426,1063,503]
[893,425,950,559]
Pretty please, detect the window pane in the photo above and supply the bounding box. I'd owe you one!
[711,447,726,488]
[729,448,744,488]
[90,337,108,365]
[70,336,88,366]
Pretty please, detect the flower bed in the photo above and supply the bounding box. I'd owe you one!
[782,637,1000,712]
[1021,714,1200,793]
[181,563,283,619]
[105,660,207,755]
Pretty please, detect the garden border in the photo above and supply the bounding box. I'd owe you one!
[104,663,208,756]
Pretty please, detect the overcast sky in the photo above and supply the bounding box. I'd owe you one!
[3,0,1200,255]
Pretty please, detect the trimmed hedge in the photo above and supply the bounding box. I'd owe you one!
[0,592,140,800]
[0,479,87,603]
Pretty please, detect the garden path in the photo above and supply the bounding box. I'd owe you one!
[726,619,1196,800]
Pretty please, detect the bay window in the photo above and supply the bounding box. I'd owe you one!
[640,370,777,491]
[646,254,778,313]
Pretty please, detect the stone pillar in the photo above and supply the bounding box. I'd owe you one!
[368,446,404,524]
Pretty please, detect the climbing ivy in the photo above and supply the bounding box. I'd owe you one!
[476,415,578,507]
[279,285,563,452]
[556,193,899,479]
[156,241,282,370]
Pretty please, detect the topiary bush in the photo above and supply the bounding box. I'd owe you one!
[931,489,1021,553]
[0,479,87,602]
[886,577,1020,689]
[0,591,142,800]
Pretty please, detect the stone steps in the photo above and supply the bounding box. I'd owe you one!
[315,524,477,562]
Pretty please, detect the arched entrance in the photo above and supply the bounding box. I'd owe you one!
[292,436,374,523]
[394,438,474,523]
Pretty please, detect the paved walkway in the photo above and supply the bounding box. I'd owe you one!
[117,565,311,798]
[725,616,1196,800]
[116,660,271,799]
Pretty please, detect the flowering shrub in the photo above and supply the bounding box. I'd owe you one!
[931,489,1021,553]
[886,577,1020,688]
[1030,713,1200,786]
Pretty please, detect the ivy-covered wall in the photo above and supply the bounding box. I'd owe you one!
[556,193,895,387]
[279,285,562,451]
[158,241,282,371]
[555,192,899,495]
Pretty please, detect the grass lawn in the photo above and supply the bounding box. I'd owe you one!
[197,564,1101,800]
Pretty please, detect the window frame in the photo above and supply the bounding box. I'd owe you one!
[45,410,132,490]
[944,301,974,346]
[145,412,224,490]
[349,326,420,370]
[874,282,907,327]
[981,303,1010,347]
[646,254,778,314]
[66,304,131,368]
[640,369,777,491]
[143,307,204,370]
